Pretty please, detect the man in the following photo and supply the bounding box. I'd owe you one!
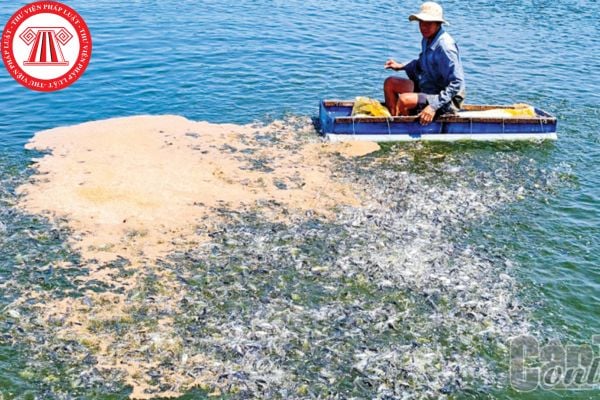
[384,2,466,125]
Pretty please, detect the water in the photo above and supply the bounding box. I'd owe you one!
[1,0,599,398]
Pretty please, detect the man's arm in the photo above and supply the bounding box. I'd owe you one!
[385,58,418,77]
[385,59,404,71]
[402,59,419,82]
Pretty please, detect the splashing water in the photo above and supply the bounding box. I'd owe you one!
[0,116,573,399]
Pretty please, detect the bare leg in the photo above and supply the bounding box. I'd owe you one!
[397,93,419,116]
[384,77,415,116]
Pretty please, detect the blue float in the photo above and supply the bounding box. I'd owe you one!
[319,100,557,142]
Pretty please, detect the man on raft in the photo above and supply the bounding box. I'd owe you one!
[384,2,466,125]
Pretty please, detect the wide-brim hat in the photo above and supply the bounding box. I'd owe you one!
[409,1,449,25]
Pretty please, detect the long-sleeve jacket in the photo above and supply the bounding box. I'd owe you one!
[403,27,466,112]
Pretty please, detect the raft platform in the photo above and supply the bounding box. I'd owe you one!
[319,100,557,142]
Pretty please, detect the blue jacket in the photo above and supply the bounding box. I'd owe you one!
[404,27,466,112]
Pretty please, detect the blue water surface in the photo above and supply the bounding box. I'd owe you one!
[1,0,600,399]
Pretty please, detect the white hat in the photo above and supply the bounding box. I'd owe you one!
[409,2,449,25]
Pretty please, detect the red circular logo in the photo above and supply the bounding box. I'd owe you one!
[1,1,92,92]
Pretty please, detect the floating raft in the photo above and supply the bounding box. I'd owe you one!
[319,100,557,142]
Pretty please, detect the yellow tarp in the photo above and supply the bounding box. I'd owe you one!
[351,97,391,117]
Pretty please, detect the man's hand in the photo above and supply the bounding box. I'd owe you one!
[384,59,403,71]
[419,105,436,125]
